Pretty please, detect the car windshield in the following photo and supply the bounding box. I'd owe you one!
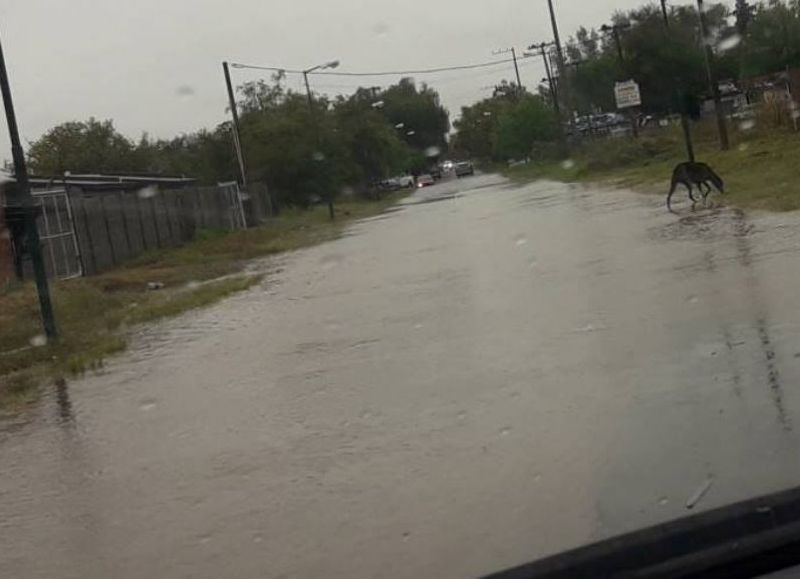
[2,0,800,577]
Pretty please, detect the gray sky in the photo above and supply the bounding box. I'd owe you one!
[0,0,706,157]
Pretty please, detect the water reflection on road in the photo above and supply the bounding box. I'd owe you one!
[4,175,800,578]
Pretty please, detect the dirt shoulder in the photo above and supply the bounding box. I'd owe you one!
[0,193,407,412]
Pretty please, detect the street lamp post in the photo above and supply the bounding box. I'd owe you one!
[660,1,696,162]
[302,60,340,220]
[0,33,58,339]
[222,61,248,188]
[697,0,730,150]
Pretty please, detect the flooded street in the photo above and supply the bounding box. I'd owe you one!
[5,175,800,578]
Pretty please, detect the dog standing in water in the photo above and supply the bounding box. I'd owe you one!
[667,162,724,211]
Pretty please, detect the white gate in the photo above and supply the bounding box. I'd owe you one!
[33,189,83,279]
[218,181,247,230]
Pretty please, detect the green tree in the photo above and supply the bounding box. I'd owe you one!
[333,88,411,186]
[28,118,139,175]
[451,89,517,160]
[494,95,559,161]
[377,78,450,152]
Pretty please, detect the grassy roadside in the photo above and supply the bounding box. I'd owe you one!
[0,192,407,412]
[503,120,800,212]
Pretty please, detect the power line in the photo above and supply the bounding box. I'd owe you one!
[230,55,535,79]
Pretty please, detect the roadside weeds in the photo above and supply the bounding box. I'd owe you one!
[503,122,800,212]
[0,192,407,412]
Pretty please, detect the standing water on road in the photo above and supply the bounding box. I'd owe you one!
[5,176,800,577]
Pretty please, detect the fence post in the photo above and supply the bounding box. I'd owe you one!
[99,194,117,267]
[161,191,175,244]
[38,194,58,277]
[149,196,162,248]
[117,191,133,258]
[79,196,97,274]
[63,187,85,276]
[133,193,148,251]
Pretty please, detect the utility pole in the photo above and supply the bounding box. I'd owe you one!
[660,1,696,162]
[511,48,523,92]
[302,71,314,111]
[602,23,638,138]
[546,0,564,71]
[0,33,57,339]
[528,42,559,117]
[492,48,523,93]
[545,0,576,142]
[697,0,730,150]
[611,27,624,64]
[222,61,248,187]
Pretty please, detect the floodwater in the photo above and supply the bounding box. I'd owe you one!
[4,175,800,578]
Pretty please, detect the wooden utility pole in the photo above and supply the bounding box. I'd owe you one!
[697,0,730,150]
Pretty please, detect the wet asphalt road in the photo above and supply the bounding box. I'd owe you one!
[4,174,800,578]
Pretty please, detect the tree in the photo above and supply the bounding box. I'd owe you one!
[333,89,411,186]
[28,118,139,175]
[376,78,450,152]
[735,0,755,34]
[494,95,559,161]
[738,0,800,77]
[451,88,517,160]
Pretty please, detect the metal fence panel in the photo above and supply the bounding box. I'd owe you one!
[33,189,82,279]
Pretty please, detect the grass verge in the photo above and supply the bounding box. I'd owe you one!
[0,193,406,412]
[503,121,800,212]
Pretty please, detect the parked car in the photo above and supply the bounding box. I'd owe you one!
[396,175,415,188]
[416,174,435,188]
[378,175,415,191]
[455,161,474,177]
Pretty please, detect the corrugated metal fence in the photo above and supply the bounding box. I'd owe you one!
[27,181,272,279]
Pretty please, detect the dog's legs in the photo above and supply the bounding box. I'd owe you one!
[686,182,697,203]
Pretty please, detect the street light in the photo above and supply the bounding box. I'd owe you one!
[302,59,340,220]
[303,60,340,110]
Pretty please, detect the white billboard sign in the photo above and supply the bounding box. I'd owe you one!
[615,80,642,109]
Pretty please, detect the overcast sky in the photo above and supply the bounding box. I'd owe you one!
[0,0,720,157]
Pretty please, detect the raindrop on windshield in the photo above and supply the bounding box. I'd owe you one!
[138,186,158,199]
[424,146,441,158]
[561,159,576,170]
[717,34,742,52]
[176,85,196,98]
[739,119,756,131]
[371,21,391,38]
[312,151,326,162]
